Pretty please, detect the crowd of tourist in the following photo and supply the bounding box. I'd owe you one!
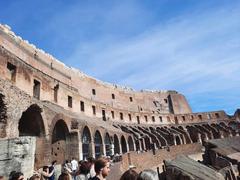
[2,156,159,180]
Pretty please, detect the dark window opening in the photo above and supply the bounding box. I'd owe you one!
[92,89,96,95]
[198,114,202,120]
[68,96,72,108]
[129,97,133,102]
[80,101,84,112]
[112,94,115,99]
[159,116,163,122]
[215,113,220,118]
[152,116,155,122]
[128,114,132,121]
[111,111,115,119]
[102,109,106,121]
[92,105,96,115]
[174,116,178,124]
[7,62,16,82]
[164,99,168,103]
[120,112,123,120]
[54,84,59,102]
[137,116,140,124]
[182,116,185,121]
[144,115,148,122]
[190,115,194,120]
[33,79,41,100]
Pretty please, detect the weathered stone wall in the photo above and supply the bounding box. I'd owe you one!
[0,24,196,126]
[121,143,202,172]
[0,136,36,178]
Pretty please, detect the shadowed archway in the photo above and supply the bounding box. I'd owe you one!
[114,135,120,154]
[121,136,127,154]
[82,126,92,160]
[18,104,46,169]
[94,130,103,158]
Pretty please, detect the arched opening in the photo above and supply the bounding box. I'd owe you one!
[105,133,112,156]
[94,130,103,159]
[144,137,151,150]
[121,136,127,154]
[128,136,134,151]
[135,140,140,151]
[175,136,181,145]
[18,104,46,169]
[19,104,45,136]
[82,126,92,160]
[114,135,120,154]
[51,120,69,163]
[0,93,7,138]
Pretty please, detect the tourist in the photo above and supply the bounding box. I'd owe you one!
[90,158,110,180]
[63,160,72,174]
[49,160,57,180]
[58,172,71,180]
[137,169,158,180]
[29,174,40,180]
[71,157,78,180]
[9,171,24,180]
[0,176,5,180]
[75,161,91,180]
[87,157,96,178]
[40,166,54,180]
[120,169,138,180]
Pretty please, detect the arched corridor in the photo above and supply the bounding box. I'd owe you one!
[94,130,103,158]
[114,135,120,154]
[51,119,69,163]
[18,104,45,136]
[128,136,135,151]
[82,126,92,160]
[18,104,46,169]
[105,133,112,156]
[121,136,127,154]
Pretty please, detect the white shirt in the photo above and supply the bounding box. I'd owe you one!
[71,159,78,171]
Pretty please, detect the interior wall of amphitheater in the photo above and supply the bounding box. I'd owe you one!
[0,24,240,177]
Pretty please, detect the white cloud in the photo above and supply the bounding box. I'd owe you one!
[65,2,240,114]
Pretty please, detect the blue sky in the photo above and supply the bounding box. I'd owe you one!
[0,0,240,115]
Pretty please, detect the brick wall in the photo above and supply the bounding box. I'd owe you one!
[121,143,202,172]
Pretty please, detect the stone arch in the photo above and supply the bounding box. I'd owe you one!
[18,104,45,137]
[18,104,46,169]
[144,136,151,150]
[121,136,127,154]
[94,130,103,158]
[175,135,182,145]
[105,133,112,156]
[82,126,92,160]
[114,134,120,154]
[228,121,240,131]
[0,93,7,138]
[51,119,69,163]
[128,136,135,151]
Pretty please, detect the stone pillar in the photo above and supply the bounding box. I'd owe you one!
[91,141,95,158]
[197,133,202,144]
[102,142,106,157]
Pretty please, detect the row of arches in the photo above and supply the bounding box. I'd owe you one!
[82,126,132,159]
[16,104,135,168]
[116,121,240,152]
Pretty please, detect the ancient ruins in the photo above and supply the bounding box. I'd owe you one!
[0,24,239,179]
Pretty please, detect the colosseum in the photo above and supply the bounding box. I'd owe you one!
[0,24,239,179]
